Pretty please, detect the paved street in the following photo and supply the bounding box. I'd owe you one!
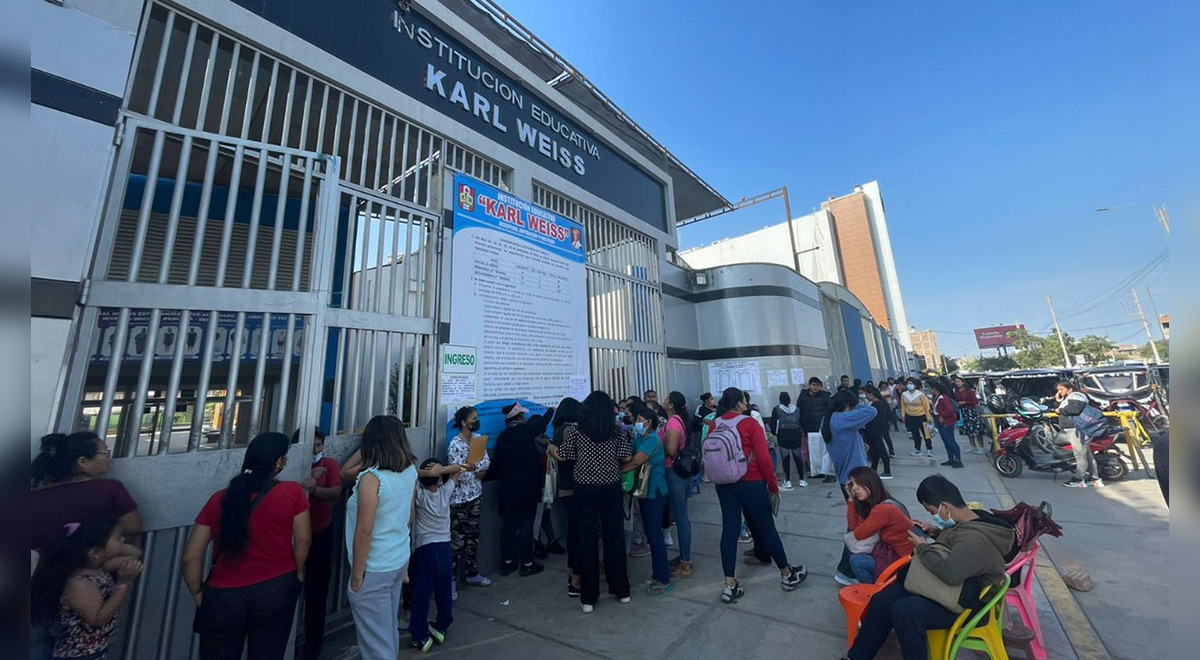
[320,437,1167,659]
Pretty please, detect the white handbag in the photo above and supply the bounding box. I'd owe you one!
[844,530,879,554]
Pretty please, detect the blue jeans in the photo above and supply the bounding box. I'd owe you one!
[664,469,693,562]
[849,553,877,584]
[937,424,962,463]
[638,495,670,584]
[408,543,453,643]
[716,480,788,578]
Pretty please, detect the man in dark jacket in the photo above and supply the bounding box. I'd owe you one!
[488,402,553,576]
[1056,380,1099,488]
[797,377,834,481]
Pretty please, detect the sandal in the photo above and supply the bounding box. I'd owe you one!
[720,580,744,604]
[646,581,674,597]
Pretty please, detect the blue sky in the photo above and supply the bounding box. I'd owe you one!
[499,0,1187,357]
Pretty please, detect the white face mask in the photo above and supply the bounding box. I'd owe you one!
[311,452,323,465]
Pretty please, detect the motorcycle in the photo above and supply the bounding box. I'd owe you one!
[992,398,1129,481]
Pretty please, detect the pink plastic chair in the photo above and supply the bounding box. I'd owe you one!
[1005,541,1045,659]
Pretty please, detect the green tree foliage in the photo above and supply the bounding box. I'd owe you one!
[1076,335,1116,365]
[961,355,1019,372]
[1139,339,1169,361]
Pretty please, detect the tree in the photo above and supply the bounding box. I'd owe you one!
[962,355,1019,372]
[1006,328,1041,353]
[1139,339,1169,362]
[1076,334,1116,365]
[941,355,960,373]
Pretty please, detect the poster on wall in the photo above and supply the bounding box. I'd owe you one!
[790,368,805,385]
[766,370,789,388]
[708,360,761,394]
[448,173,590,408]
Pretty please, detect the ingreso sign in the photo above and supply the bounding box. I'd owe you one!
[441,344,477,375]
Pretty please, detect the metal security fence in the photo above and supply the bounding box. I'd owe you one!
[532,184,667,397]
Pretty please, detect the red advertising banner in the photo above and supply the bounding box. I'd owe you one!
[974,324,1024,349]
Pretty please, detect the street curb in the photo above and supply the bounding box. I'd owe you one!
[978,454,1112,660]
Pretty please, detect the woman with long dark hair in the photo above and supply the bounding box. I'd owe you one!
[821,389,877,586]
[900,378,934,457]
[707,388,807,604]
[843,466,912,584]
[343,415,418,658]
[862,386,893,479]
[661,391,695,579]
[549,390,632,613]
[772,391,807,489]
[550,397,583,597]
[953,377,989,454]
[930,380,964,468]
[182,432,311,660]
[31,432,142,553]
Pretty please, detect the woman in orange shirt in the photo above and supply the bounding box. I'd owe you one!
[844,466,914,584]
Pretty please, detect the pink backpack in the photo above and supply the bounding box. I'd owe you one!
[702,415,750,484]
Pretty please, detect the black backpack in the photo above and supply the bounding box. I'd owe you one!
[673,432,704,479]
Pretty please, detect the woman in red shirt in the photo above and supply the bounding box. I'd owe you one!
[182,433,311,660]
[953,377,990,455]
[295,427,341,660]
[707,388,807,604]
[844,466,914,584]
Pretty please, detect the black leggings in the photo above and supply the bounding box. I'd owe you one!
[779,446,806,481]
[865,431,891,474]
[301,527,334,660]
[905,415,931,450]
[197,571,301,660]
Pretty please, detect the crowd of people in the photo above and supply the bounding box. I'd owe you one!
[30,374,1016,660]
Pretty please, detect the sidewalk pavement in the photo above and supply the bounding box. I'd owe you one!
[320,437,1166,659]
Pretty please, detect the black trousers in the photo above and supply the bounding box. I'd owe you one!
[500,503,537,565]
[301,527,334,660]
[906,415,931,450]
[574,483,629,605]
[847,580,960,660]
[865,430,891,474]
[562,494,581,573]
[197,571,301,660]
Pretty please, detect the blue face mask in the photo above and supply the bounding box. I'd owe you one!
[906,383,916,391]
[633,422,646,436]
[616,414,625,425]
[932,505,957,529]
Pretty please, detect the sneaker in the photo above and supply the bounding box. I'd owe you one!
[781,565,808,591]
[889,452,896,457]
[519,562,545,577]
[533,541,548,560]
[822,475,837,484]
[618,596,631,604]
[782,480,794,491]
[797,479,808,487]
[951,462,965,469]
[581,603,594,613]
[881,473,894,480]
[646,581,674,596]
[566,581,581,598]
[744,556,770,566]
[940,460,955,466]
[1063,478,1089,488]
[834,572,859,587]
[465,574,492,587]
[630,543,651,558]
[737,532,752,544]
[1088,478,1105,488]
[664,529,674,547]
[670,561,693,579]
[720,581,745,604]
[925,449,934,457]
[909,450,924,456]
[412,637,434,653]
[546,541,567,555]
[429,627,446,645]
[498,560,518,576]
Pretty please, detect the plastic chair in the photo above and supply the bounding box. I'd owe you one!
[927,574,1011,660]
[838,555,911,648]
[1004,542,1046,659]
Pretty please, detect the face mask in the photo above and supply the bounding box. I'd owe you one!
[311,452,323,465]
[633,422,646,436]
[906,384,916,391]
[933,505,957,529]
[469,420,481,432]
[616,414,625,425]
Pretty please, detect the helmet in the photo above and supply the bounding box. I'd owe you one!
[1015,397,1047,420]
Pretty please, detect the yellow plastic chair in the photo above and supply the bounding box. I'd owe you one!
[927,574,1011,660]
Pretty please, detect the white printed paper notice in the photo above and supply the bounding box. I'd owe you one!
[440,374,477,403]
[790,368,805,385]
[766,370,789,387]
[708,360,761,394]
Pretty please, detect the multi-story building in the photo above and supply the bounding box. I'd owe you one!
[910,328,943,373]
[680,181,912,349]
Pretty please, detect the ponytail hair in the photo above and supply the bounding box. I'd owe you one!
[218,432,290,557]
[716,387,744,416]
[31,432,102,488]
[452,406,477,430]
[31,517,118,625]
[822,390,859,442]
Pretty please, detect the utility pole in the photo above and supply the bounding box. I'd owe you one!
[1144,287,1165,340]
[1131,289,1162,363]
[1154,205,1170,236]
[781,185,801,274]
[1047,295,1072,367]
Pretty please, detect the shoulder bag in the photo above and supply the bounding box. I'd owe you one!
[904,543,965,613]
[632,441,661,499]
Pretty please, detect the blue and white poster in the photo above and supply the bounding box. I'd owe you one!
[448,174,590,407]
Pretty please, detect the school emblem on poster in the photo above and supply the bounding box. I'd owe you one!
[457,183,475,212]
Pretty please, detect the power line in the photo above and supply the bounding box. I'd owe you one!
[1055,247,1168,321]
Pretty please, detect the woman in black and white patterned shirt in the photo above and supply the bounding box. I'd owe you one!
[550,391,632,613]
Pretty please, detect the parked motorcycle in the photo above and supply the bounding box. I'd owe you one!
[992,398,1129,481]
